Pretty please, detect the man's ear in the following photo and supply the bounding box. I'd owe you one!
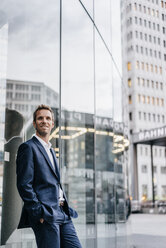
[33,121,36,129]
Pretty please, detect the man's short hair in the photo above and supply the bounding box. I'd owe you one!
[33,104,54,122]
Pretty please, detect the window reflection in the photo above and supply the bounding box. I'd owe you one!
[0,0,130,247]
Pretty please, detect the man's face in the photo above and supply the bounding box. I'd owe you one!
[33,109,54,137]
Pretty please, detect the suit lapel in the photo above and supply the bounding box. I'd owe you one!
[50,148,60,180]
[32,136,60,181]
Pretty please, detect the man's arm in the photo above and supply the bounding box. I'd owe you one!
[16,143,43,220]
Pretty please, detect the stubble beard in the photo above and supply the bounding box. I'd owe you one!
[36,126,49,137]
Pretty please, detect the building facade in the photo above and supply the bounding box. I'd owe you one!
[121,0,166,201]
[6,79,59,119]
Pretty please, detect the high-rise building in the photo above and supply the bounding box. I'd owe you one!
[6,79,59,119]
[121,0,166,201]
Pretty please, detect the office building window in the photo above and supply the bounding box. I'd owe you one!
[145,47,148,55]
[142,78,145,86]
[147,96,150,104]
[138,94,141,103]
[142,165,147,173]
[161,99,164,106]
[147,80,149,87]
[136,45,139,52]
[157,24,160,31]
[155,148,157,156]
[140,32,143,39]
[127,62,131,71]
[144,19,147,26]
[142,95,146,103]
[149,35,152,42]
[161,167,166,174]
[145,147,148,156]
[140,146,143,155]
[162,115,165,123]
[134,2,137,10]
[153,22,156,30]
[129,95,132,104]
[157,98,159,105]
[129,112,132,121]
[162,186,166,198]
[148,113,151,121]
[153,114,156,121]
[128,78,132,87]
[146,63,149,71]
[151,64,153,72]
[141,62,144,70]
[144,112,146,120]
[152,97,155,105]
[148,8,151,15]
[143,184,149,199]
[136,60,140,69]
[144,6,146,13]
[160,82,163,90]
[155,65,158,73]
[156,10,159,17]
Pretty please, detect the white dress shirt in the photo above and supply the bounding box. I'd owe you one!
[34,134,64,202]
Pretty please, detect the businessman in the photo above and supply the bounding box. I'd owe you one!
[16,104,82,248]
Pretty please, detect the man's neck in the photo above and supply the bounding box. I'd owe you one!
[36,133,49,144]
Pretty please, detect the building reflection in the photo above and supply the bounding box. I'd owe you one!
[26,108,129,228]
[0,24,8,166]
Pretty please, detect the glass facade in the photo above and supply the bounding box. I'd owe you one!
[0,0,130,247]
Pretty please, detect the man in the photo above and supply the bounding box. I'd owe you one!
[16,105,82,248]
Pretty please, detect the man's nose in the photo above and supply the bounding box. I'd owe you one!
[42,118,47,123]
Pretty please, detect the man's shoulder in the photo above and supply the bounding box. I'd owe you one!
[19,137,36,150]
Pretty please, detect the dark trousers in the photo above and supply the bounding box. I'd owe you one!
[32,207,82,248]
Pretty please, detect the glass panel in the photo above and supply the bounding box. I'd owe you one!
[0,0,60,246]
[95,29,116,248]
[79,0,93,17]
[60,1,95,247]
[95,0,112,52]
[0,0,130,247]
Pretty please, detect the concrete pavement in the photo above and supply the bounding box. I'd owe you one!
[130,213,166,248]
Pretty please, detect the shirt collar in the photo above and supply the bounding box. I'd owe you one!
[34,134,52,149]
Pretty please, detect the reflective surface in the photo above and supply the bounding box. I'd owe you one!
[0,0,130,247]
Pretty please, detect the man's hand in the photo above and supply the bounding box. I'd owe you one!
[40,218,44,223]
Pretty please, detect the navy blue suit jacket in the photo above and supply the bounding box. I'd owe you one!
[16,136,78,229]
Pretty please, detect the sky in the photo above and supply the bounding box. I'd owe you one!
[0,0,123,121]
